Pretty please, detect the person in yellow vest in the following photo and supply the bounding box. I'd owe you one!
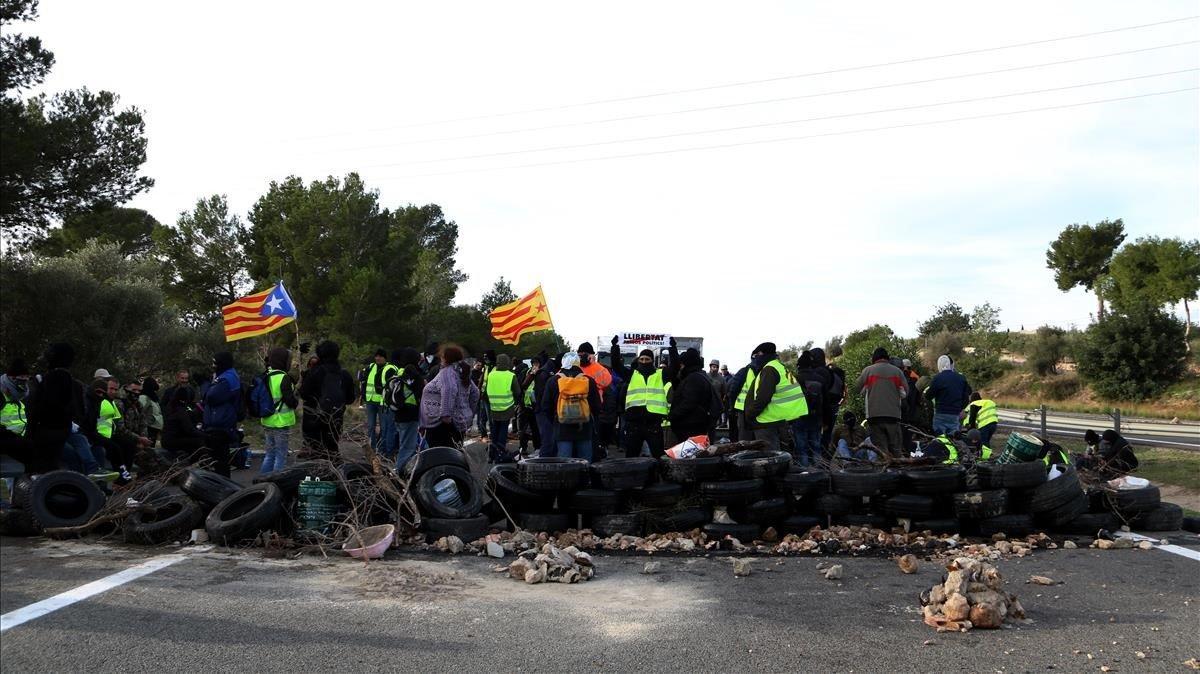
[609,336,674,458]
[485,354,523,463]
[84,378,149,483]
[923,433,960,464]
[962,391,999,448]
[363,348,400,459]
[964,428,994,461]
[260,347,299,474]
[0,359,35,466]
[743,342,808,456]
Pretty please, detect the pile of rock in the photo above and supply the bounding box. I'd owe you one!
[506,543,595,585]
[920,556,1027,632]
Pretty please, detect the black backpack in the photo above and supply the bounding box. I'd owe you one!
[318,368,347,414]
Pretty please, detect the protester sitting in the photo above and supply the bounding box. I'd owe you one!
[119,379,147,439]
[1077,429,1138,480]
[25,343,94,475]
[418,344,479,448]
[161,386,206,461]
[139,377,163,447]
[0,360,35,467]
[83,377,147,483]
[833,411,878,462]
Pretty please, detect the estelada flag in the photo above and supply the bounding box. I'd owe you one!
[489,285,553,345]
[222,281,297,342]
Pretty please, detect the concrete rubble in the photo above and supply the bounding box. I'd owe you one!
[920,557,1028,632]
[505,543,595,585]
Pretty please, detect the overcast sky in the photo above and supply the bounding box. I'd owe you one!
[29,1,1200,365]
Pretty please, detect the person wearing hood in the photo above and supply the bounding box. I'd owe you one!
[25,343,90,474]
[668,347,718,443]
[853,347,908,457]
[1077,429,1137,480]
[517,353,545,456]
[0,359,35,466]
[925,354,971,436]
[484,354,523,463]
[386,348,425,469]
[610,335,675,458]
[792,350,829,467]
[363,348,400,460]
[201,351,242,476]
[138,377,164,448]
[532,353,560,456]
[743,342,807,455]
[808,347,843,456]
[542,352,601,461]
[476,349,497,440]
[962,390,999,448]
[419,342,441,381]
[259,347,299,474]
[299,341,356,461]
[118,379,147,439]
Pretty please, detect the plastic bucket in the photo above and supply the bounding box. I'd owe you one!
[995,431,1044,465]
[342,524,395,559]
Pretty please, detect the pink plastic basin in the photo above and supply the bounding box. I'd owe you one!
[341,524,395,559]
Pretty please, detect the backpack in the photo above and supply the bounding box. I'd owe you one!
[384,376,417,413]
[318,368,347,414]
[828,370,845,403]
[802,377,824,411]
[247,371,279,419]
[556,374,592,425]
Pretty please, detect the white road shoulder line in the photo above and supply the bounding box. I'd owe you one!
[1113,531,1200,562]
[0,553,187,632]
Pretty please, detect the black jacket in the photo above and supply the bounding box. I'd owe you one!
[669,367,714,430]
[300,363,356,419]
[162,404,203,444]
[26,368,85,433]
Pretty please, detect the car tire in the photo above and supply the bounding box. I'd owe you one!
[703,522,760,543]
[883,494,937,519]
[978,513,1034,538]
[423,514,491,543]
[124,495,204,545]
[253,462,336,496]
[181,469,242,509]
[953,490,1008,519]
[21,470,106,530]
[205,483,284,545]
[632,482,684,508]
[647,507,709,533]
[698,478,766,506]
[1133,502,1184,532]
[517,458,590,493]
[973,461,1046,489]
[487,464,554,513]
[725,450,792,480]
[414,465,483,520]
[815,493,854,518]
[591,457,657,490]
[1058,511,1120,535]
[590,513,644,537]
[774,468,830,499]
[911,518,960,535]
[1101,485,1162,519]
[516,511,574,534]
[563,488,626,515]
[780,514,821,535]
[730,496,790,525]
[1028,465,1084,514]
[661,455,725,484]
[400,446,471,482]
[1034,491,1089,528]
[831,467,899,497]
[900,466,965,494]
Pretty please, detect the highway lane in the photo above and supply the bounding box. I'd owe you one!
[998,408,1200,450]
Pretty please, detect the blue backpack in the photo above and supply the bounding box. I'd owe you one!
[247,371,277,419]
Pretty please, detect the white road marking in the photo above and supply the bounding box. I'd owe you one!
[1114,531,1200,562]
[0,554,187,632]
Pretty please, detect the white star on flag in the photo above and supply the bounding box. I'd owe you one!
[265,294,284,313]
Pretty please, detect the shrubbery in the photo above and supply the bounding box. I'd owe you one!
[1075,307,1188,400]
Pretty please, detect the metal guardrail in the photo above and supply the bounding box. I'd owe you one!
[997,405,1200,450]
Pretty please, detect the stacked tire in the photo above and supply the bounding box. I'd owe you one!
[1076,482,1183,533]
[407,447,490,543]
[827,466,899,529]
[698,451,791,542]
[954,460,1048,537]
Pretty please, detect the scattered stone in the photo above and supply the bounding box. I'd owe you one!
[1062,540,1077,549]
[506,543,593,585]
[1028,575,1057,586]
[897,554,919,574]
[921,557,1026,632]
[943,593,970,621]
[733,558,753,577]
[1095,539,1115,550]
[824,564,843,580]
[1111,538,1134,550]
[486,541,505,558]
[1135,651,1146,660]
[189,529,209,544]
[642,562,661,575]
[1137,541,1153,551]
[1186,658,1200,670]
[435,536,465,554]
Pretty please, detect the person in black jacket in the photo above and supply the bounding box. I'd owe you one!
[532,354,559,457]
[389,347,425,469]
[299,340,356,461]
[743,342,795,455]
[668,348,715,443]
[161,386,206,461]
[25,343,91,474]
[793,350,830,467]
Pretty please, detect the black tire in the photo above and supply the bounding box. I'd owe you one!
[730,497,790,525]
[401,446,471,481]
[703,522,760,542]
[661,455,726,484]
[563,488,626,515]
[414,465,483,519]
[725,450,792,480]
[1034,491,1089,528]
[206,483,284,544]
[831,467,898,497]
[124,495,204,544]
[774,468,829,499]
[780,514,821,535]
[1058,511,1120,535]
[912,518,959,535]
[21,470,105,530]
[632,482,684,508]
[1101,486,1162,519]
[487,464,554,512]
[0,508,41,536]
[979,513,1034,538]
[649,507,709,533]
[516,511,574,533]
[953,490,1008,519]
[338,462,373,482]
[181,469,242,509]
[815,493,854,517]
[1006,488,1036,515]
[1183,516,1200,534]
[11,476,33,507]
[1133,502,1184,532]
[900,466,964,495]
[1028,466,1084,514]
[883,494,937,519]
[591,458,657,490]
[423,515,491,543]
[518,457,590,492]
[253,462,336,496]
[590,513,644,537]
[840,513,890,529]
[699,478,765,506]
[973,461,1046,489]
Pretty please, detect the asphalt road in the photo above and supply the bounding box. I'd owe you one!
[2,534,1198,672]
[998,409,1200,450]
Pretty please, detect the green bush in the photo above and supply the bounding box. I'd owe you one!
[922,331,964,371]
[1027,325,1068,375]
[835,324,919,419]
[958,351,1008,387]
[1075,307,1188,400]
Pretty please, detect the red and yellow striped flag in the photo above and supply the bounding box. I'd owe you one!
[222,281,297,342]
[489,285,553,345]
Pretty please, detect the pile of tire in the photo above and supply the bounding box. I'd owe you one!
[950,460,1049,537]
[1077,482,1184,533]
[1,471,108,537]
[404,447,490,543]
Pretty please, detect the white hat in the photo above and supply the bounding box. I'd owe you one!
[901,359,912,368]
[560,352,580,370]
[93,368,113,379]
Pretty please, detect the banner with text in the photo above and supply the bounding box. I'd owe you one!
[616,332,672,348]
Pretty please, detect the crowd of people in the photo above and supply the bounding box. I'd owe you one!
[0,334,1138,488]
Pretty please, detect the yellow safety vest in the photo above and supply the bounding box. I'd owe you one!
[663,381,673,428]
[98,399,122,439]
[937,435,959,464]
[1042,447,1071,467]
[364,363,400,403]
[753,359,808,424]
[262,369,297,429]
[486,370,516,413]
[734,368,757,412]
[980,445,993,460]
[626,369,669,416]
[967,399,999,428]
[1,400,26,435]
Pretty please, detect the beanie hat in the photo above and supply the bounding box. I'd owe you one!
[213,351,235,373]
[375,348,387,358]
[871,347,889,362]
[639,349,654,359]
[577,342,595,355]
[497,354,511,370]
[681,348,703,368]
[46,342,76,369]
[752,342,777,357]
